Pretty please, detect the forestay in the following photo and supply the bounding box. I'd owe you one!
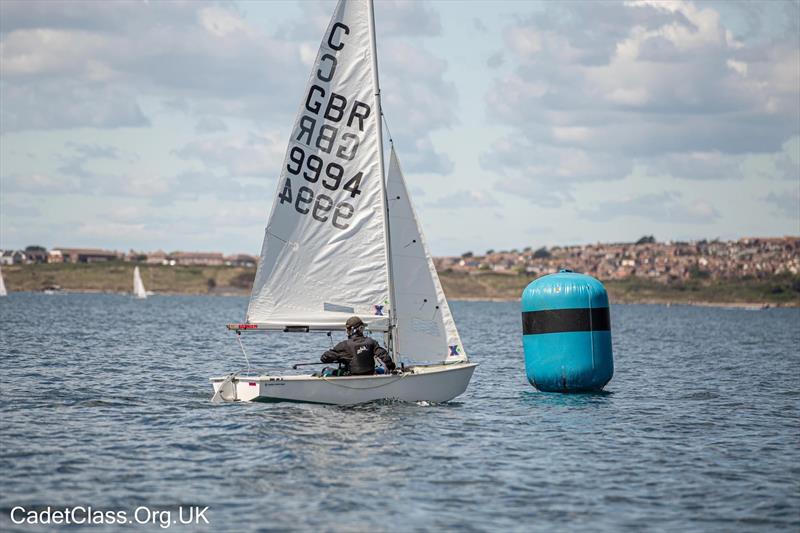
[247,0,390,331]
[387,148,467,363]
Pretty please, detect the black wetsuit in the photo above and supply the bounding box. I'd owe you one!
[321,333,394,375]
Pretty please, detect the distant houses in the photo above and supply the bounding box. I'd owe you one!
[144,250,168,265]
[436,236,800,283]
[0,246,258,267]
[2,237,797,282]
[170,252,225,266]
[1,250,25,265]
[225,254,258,268]
[24,245,48,263]
[53,248,123,263]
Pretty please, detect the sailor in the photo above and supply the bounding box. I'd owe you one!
[321,316,395,375]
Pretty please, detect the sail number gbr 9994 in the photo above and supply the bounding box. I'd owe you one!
[278,146,363,230]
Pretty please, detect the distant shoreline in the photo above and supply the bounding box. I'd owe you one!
[3,290,791,309]
[448,297,785,309]
[2,263,798,308]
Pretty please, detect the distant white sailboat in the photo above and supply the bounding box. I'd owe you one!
[133,266,147,299]
[0,266,7,297]
[211,0,476,405]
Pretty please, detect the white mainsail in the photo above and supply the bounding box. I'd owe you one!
[0,266,6,297]
[247,0,390,331]
[133,266,147,299]
[387,147,467,363]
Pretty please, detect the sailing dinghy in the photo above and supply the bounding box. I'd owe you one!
[132,266,147,299]
[211,0,476,405]
[0,266,7,297]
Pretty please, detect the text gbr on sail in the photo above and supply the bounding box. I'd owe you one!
[297,22,370,162]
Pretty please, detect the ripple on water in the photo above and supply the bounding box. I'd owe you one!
[0,294,798,531]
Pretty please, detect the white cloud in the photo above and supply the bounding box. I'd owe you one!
[194,116,228,134]
[726,59,747,76]
[483,138,632,206]
[374,1,442,37]
[427,190,499,209]
[481,0,799,215]
[5,174,80,194]
[121,175,172,198]
[763,191,799,219]
[174,130,285,178]
[0,1,301,132]
[198,5,249,38]
[507,26,541,58]
[581,191,721,224]
[0,0,455,176]
[1,82,149,131]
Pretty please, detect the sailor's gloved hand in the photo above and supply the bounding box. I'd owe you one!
[386,361,396,372]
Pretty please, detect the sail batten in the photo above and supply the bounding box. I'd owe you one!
[247,0,390,331]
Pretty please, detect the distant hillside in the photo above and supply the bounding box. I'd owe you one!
[1,263,254,295]
[2,263,798,307]
[438,271,800,307]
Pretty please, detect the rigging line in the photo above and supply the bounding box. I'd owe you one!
[236,332,251,374]
[382,113,394,147]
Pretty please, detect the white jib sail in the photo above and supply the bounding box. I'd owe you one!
[133,266,147,299]
[247,0,390,331]
[0,267,7,297]
[387,147,467,363]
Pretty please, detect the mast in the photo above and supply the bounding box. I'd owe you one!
[367,0,398,361]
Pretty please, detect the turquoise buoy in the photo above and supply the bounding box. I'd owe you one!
[521,270,613,392]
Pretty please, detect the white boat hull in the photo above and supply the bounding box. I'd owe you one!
[210,362,477,405]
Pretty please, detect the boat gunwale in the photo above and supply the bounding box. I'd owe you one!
[210,362,478,383]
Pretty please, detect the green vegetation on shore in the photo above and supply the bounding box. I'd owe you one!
[3,263,799,307]
[1,263,255,295]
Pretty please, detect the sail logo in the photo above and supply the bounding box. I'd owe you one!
[374,305,384,316]
[449,345,460,357]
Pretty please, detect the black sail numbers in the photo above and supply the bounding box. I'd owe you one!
[278,21,369,231]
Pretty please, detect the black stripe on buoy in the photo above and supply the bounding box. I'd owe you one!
[522,307,610,335]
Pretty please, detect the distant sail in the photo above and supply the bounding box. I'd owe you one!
[0,266,6,297]
[133,266,147,299]
[387,147,466,363]
[246,0,390,331]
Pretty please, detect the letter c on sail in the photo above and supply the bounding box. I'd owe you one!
[317,53,338,82]
[328,22,349,50]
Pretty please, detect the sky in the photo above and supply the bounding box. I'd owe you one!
[1,0,798,257]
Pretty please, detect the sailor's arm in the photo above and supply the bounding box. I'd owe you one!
[374,342,396,372]
[321,341,349,363]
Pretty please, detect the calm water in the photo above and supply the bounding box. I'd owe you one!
[1,294,798,532]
